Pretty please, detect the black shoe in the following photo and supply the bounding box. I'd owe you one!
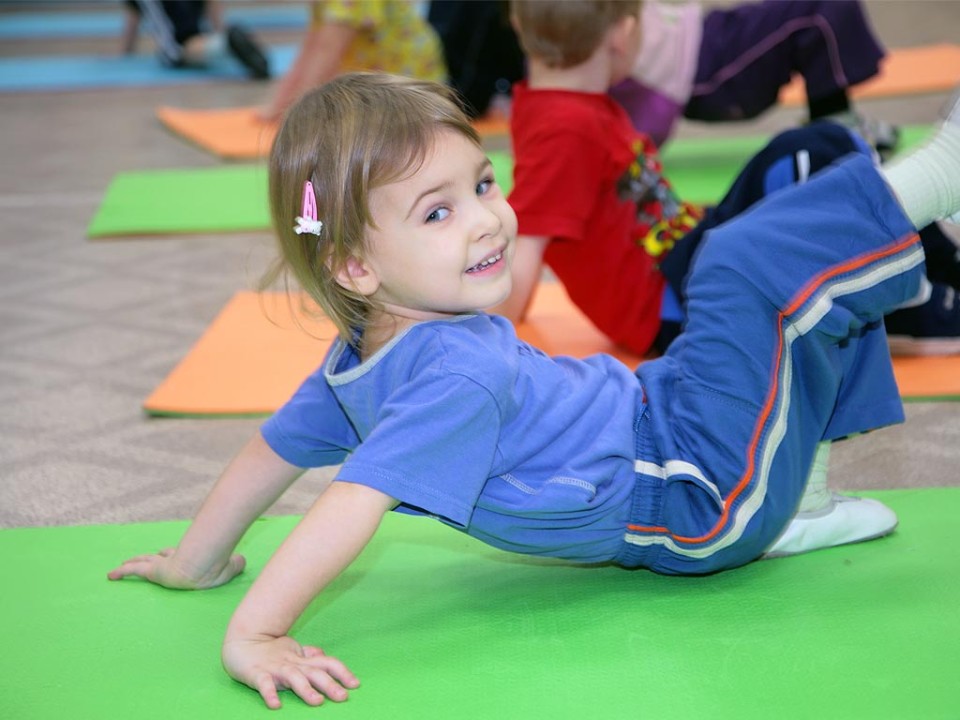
[885,281,960,356]
[226,25,270,80]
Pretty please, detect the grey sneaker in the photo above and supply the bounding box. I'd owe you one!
[827,111,901,160]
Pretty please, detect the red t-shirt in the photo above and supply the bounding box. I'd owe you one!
[509,82,700,356]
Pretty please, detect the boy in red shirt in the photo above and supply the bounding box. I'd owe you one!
[500,0,960,359]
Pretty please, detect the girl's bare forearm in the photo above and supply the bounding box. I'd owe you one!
[225,482,395,640]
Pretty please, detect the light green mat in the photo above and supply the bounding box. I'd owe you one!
[86,127,931,238]
[86,164,272,238]
[2,487,956,719]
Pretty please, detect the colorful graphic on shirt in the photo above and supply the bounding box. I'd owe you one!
[617,137,702,258]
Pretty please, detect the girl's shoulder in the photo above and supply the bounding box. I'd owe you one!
[413,313,521,372]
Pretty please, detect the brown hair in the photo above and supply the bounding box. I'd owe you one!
[510,0,639,68]
[261,73,480,343]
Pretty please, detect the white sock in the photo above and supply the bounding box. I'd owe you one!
[796,441,832,514]
[880,95,960,228]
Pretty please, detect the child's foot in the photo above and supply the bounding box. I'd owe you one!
[763,441,898,558]
[764,492,899,558]
[227,25,270,80]
[885,281,960,355]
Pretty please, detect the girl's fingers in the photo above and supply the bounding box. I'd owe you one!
[107,558,152,580]
[301,668,350,702]
[306,654,360,689]
[285,670,327,707]
[108,549,174,580]
[254,673,283,710]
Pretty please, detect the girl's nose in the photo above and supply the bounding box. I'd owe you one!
[471,199,502,240]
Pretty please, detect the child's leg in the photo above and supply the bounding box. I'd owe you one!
[622,154,925,574]
[659,121,868,306]
[131,0,205,67]
[686,0,883,123]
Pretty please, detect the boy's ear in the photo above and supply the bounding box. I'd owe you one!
[333,255,380,297]
[610,12,639,54]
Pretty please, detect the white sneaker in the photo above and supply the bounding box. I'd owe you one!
[764,492,899,558]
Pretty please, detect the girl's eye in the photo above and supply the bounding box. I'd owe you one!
[477,177,494,195]
[426,207,450,223]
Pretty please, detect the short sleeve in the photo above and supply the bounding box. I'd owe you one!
[510,128,605,243]
[335,370,502,527]
[261,366,359,468]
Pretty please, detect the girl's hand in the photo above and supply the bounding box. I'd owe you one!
[222,635,359,709]
[107,547,245,590]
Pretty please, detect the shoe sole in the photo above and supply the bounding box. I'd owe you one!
[887,334,960,356]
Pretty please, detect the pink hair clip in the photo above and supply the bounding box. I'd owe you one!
[294,180,323,236]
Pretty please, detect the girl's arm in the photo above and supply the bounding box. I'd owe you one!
[258,21,357,121]
[490,233,550,323]
[108,431,312,589]
[221,481,396,709]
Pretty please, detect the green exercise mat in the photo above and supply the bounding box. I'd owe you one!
[85,154,513,239]
[86,164,272,238]
[659,125,931,202]
[87,128,931,239]
[2,487,957,719]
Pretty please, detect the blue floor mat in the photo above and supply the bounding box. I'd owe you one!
[0,4,307,39]
[0,44,297,91]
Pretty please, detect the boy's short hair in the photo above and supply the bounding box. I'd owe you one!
[511,0,640,68]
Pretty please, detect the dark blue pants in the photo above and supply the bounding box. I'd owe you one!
[654,121,960,351]
[687,0,884,122]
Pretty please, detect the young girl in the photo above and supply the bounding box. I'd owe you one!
[109,73,960,709]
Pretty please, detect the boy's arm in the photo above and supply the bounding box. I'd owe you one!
[491,233,550,323]
[108,431,311,589]
[222,481,396,709]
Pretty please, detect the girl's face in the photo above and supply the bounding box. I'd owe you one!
[355,129,518,330]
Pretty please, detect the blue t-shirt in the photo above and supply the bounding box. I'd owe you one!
[261,314,644,564]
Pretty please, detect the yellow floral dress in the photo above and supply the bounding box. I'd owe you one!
[312,0,447,82]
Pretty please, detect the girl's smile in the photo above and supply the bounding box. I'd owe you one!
[466,249,507,275]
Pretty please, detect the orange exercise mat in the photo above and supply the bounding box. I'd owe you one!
[780,43,960,106]
[144,284,960,417]
[156,106,510,161]
[156,44,958,161]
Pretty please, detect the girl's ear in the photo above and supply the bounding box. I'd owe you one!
[333,255,380,297]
